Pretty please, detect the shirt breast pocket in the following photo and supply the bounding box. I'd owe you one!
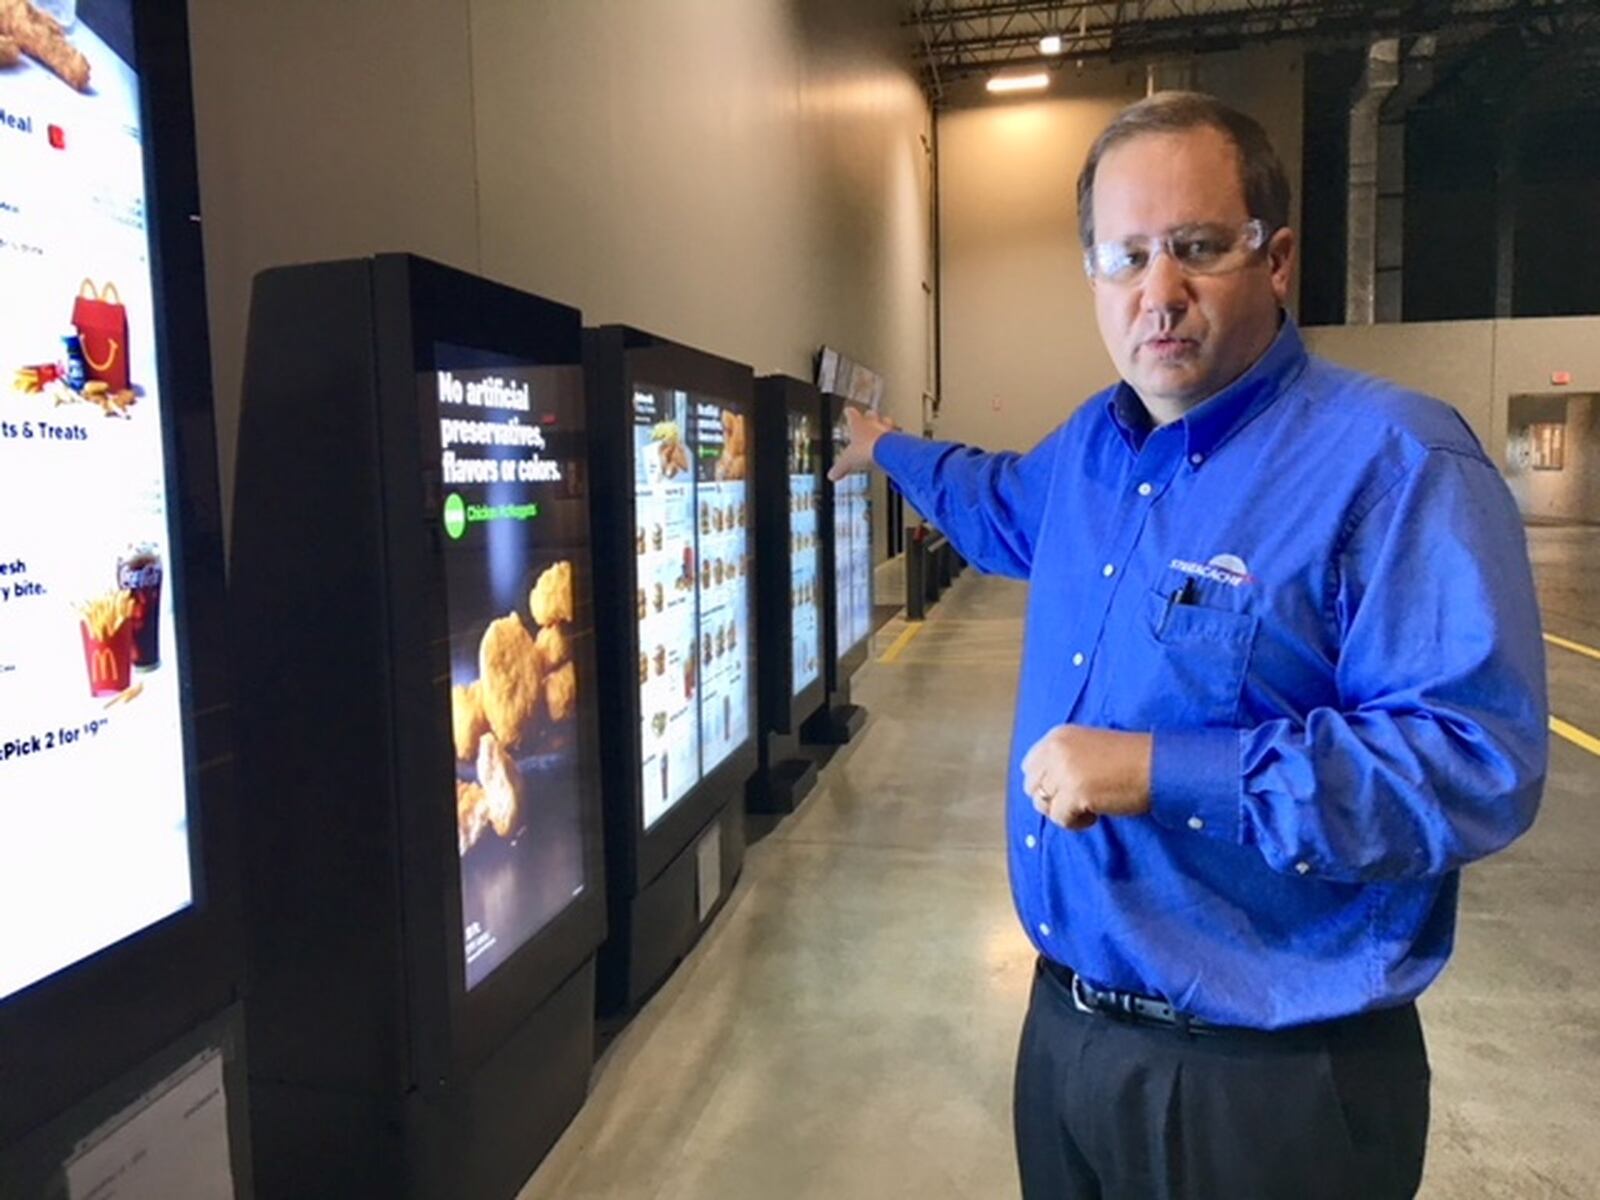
[1102,589,1259,730]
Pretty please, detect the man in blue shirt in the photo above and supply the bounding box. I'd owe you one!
[831,92,1546,1199]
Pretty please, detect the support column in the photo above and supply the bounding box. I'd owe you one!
[1346,39,1400,324]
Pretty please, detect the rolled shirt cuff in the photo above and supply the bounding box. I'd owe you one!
[1149,727,1243,843]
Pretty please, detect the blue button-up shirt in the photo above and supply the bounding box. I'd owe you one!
[875,317,1547,1029]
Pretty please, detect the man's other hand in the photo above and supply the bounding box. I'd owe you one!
[827,405,897,482]
[1020,725,1153,831]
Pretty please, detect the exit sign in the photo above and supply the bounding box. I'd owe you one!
[1552,371,1573,386]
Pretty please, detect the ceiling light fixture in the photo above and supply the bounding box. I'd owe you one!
[986,72,1050,94]
[1039,35,1063,55]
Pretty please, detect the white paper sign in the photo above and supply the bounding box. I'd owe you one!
[64,1048,234,1200]
[696,822,723,924]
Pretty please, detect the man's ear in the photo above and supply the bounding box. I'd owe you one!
[1267,227,1296,304]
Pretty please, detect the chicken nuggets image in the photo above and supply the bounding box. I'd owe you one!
[545,661,578,724]
[528,560,574,627]
[534,622,571,671]
[478,613,543,748]
[456,781,489,855]
[451,681,488,761]
[476,731,522,839]
[0,0,90,91]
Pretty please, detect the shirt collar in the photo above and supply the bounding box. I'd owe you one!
[1104,313,1308,458]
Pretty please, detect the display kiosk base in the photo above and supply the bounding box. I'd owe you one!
[803,702,867,746]
[251,962,594,1200]
[747,753,820,814]
[599,801,747,1016]
[747,725,819,815]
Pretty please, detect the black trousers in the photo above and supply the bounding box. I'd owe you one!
[1014,959,1430,1200]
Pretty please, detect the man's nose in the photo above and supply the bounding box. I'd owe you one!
[1140,249,1190,315]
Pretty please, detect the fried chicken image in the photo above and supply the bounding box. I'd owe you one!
[534,622,570,671]
[528,560,574,627]
[478,613,543,749]
[545,661,578,723]
[0,0,90,91]
[456,781,489,855]
[715,409,748,481]
[451,681,488,761]
[476,731,522,839]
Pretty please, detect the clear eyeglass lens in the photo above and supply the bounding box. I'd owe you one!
[1091,222,1264,283]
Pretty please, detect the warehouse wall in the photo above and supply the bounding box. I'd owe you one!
[1304,315,1600,470]
[189,0,932,545]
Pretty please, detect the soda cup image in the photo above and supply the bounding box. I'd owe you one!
[117,546,163,669]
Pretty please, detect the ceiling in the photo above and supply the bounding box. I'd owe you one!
[907,0,1600,106]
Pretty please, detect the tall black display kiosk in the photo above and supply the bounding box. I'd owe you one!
[231,255,607,1200]
[584,326,754,1013]
[0,2,249,1195]
[805,394,874,744]
[746,375,825,812]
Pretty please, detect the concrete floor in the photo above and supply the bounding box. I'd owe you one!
[518,525,1600,1200]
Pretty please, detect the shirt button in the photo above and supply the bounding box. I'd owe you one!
[1038,923,1052,937]
[1190,452,1204,466]
[1071,652,1085,667]
[1101,563,1115,577]
[1137,482,1153,497]
[1025,834,1037,849]
[1187,816,1204,831]
[1295,861,1311,875]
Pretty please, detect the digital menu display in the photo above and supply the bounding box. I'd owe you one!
[430,350,592,990]
[788,410,821,695]
[694,399,750,774]
[632,387,700,829]
[632,386,751,830]
[833,410,873,658]
[0,4,197,1002]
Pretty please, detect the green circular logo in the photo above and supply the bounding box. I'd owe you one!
[443,493,467,540]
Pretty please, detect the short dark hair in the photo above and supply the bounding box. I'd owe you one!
[1075,91,1291,248]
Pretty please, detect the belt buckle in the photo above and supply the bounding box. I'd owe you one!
[1069,972,1097,1015]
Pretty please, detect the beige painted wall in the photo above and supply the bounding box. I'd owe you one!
[1303,316,1600,468]
[189,0,484,527]
[1301,320,1496,448]
[189,0,931,546]
[935,46,1304,454]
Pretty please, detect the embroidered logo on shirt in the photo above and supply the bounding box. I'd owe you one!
[1169,554,1255,588]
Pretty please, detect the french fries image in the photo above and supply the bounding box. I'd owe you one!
[77,588,136,696]
[77,588,136,642]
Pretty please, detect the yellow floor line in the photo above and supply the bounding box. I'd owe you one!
[1551,716,1600,758]
[1544,632,1600,664]
[877,621,925,664]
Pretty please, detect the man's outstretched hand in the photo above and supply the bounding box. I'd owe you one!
[827,405,898,482]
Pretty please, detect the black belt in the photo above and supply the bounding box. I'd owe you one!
[1042,958,1230,1036]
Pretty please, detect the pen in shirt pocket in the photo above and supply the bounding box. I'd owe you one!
[1160,577,1197,635]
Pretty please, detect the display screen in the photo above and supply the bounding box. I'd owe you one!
[0,4,198,1002]
[430,349,593,991]
[632,384,751,830]
[693,399,751,774]
[632,387,700,829]
[788,409,821,695]
[832,410,874,659]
